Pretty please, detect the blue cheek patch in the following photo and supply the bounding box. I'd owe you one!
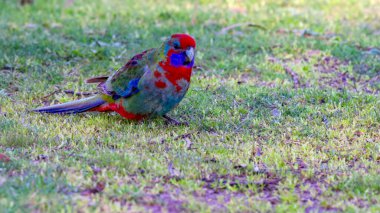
[187,58,195,67]
[170,53,185,67]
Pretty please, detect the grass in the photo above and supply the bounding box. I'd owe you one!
[1,0,380,212]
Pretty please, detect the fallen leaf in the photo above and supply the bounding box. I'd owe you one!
[184,138,193,150]
[0,154,10,163]
[91,166,101,175]
[354,131,364,137]
[36,154,48,161]
[81,181,106,196]
[95,181,105,192]
[268,57,301,89]
[168,162,181,178]
[271,108,281,117]
[253,147,262,157]
[295,158,308,170]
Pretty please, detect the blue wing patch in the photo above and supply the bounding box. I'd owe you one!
[113,78,140,99]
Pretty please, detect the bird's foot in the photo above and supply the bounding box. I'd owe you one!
[163,115,189,126]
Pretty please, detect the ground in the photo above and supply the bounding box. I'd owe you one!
[0,0,380,212]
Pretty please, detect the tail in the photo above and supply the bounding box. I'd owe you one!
[33,95,106,114]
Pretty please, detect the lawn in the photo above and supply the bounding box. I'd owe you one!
[1,0,380,212]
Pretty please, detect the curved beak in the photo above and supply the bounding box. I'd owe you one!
[185,47,195,64]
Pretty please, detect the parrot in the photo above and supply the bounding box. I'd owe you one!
[33,34,196,125]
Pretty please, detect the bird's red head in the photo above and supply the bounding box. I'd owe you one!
[163,34,196,68]
[158,34,196,90]
[170,34,196,49]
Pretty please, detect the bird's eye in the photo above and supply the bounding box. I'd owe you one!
[173,41,180,49]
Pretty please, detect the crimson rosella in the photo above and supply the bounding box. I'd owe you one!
[33,34,196,124]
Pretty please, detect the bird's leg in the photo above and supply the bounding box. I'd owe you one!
[163,115,188,126]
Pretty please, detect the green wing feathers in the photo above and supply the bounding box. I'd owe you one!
[107,48,158,96]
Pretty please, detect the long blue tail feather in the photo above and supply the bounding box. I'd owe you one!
[33,95,106,114]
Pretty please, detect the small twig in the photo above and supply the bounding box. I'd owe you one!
[63,90,96,96]
[193,65,206,71]
[365,75,380,84]
[42,88,61,99]
[283,64,300,89]
[171,132,197,150]
[217,23,267,35]
[39,88,95,104]
[163,115,189,126]
[20,0,33,5]
[268,57,301,89]
[173,132,194,140]
[352,75,359,93]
